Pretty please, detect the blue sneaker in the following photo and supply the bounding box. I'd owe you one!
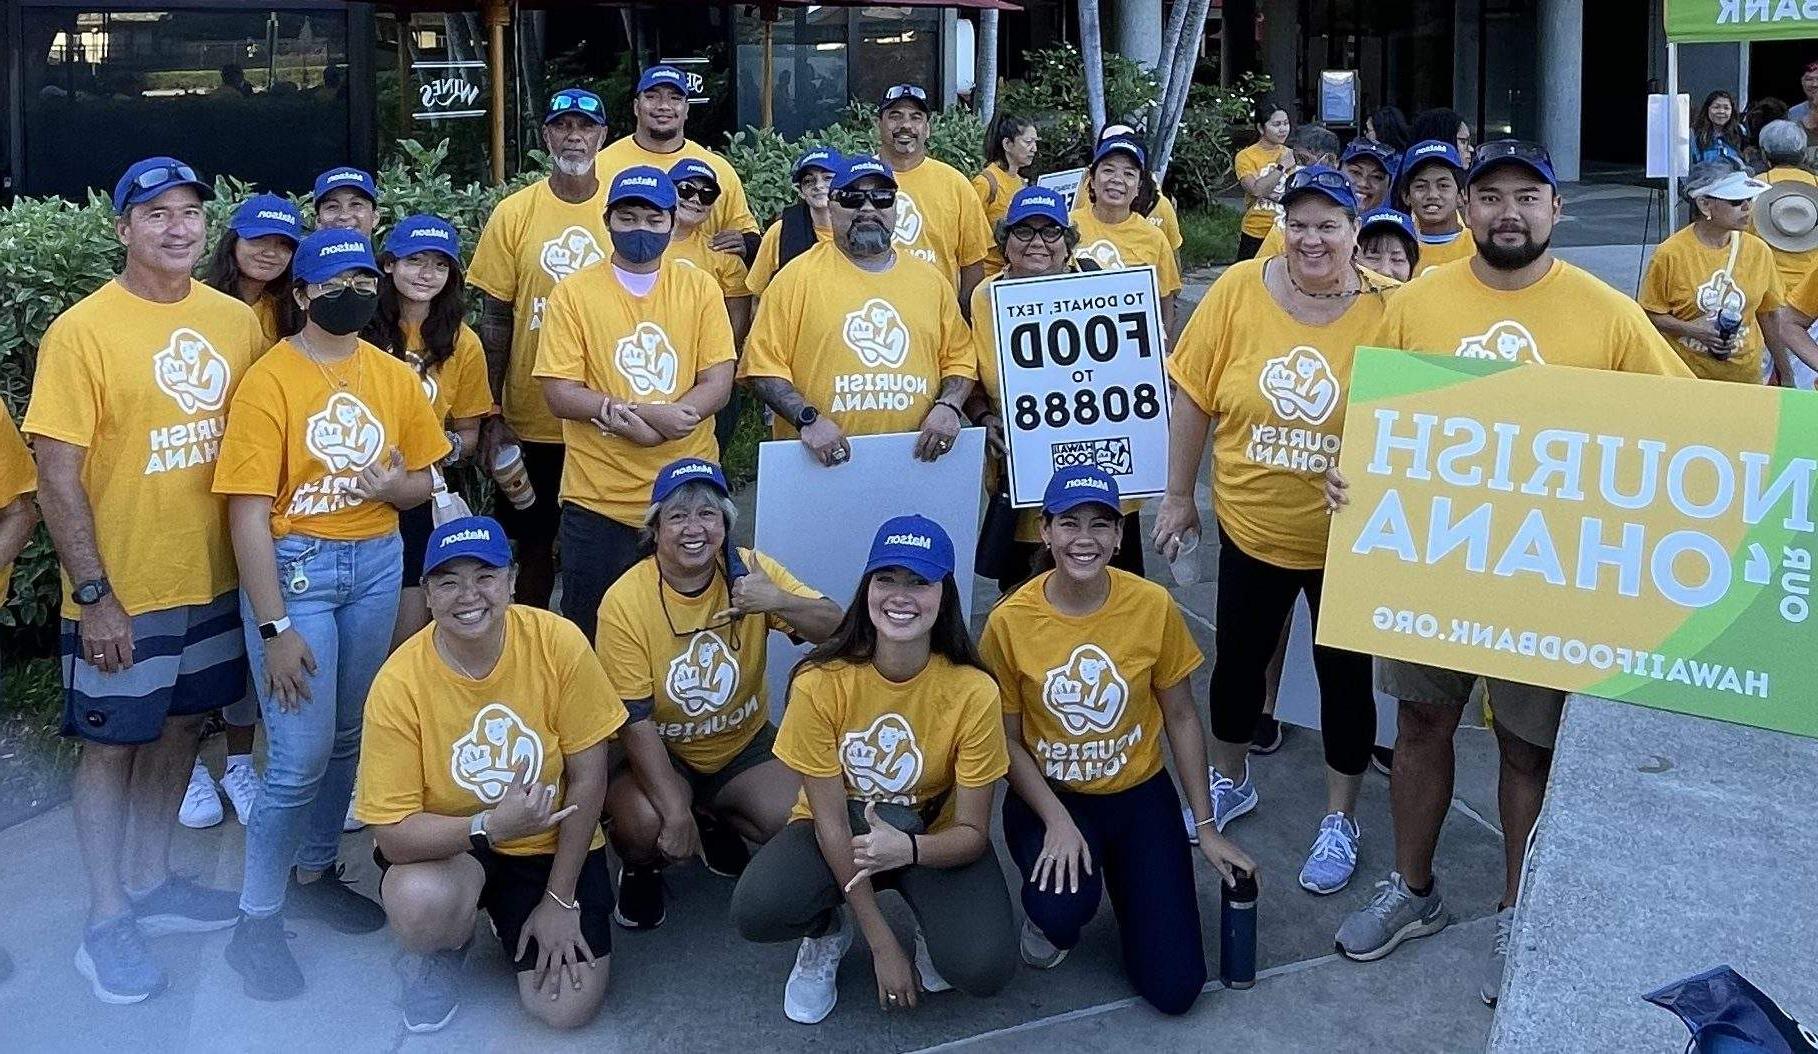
[1298,812,1361,894]
[75,915,168,1004]
[131,875,240,936]
[1210,766,1257,832]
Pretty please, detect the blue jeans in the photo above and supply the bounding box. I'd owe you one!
[238,532,402,918]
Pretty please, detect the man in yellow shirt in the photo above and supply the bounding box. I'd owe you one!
[1330,140,1692,1006]
[26,157,265,1004]
[469,88,612,609]
[875,83,993,308]
[311,165,378,237]
[534,166,735,642]
[739,155,977,469]
[594,65,759,260]
[356,517,624,1033]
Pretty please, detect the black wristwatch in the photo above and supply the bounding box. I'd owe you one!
[793,405,820,429]
[469,810,493,852]
[73,577,112,606]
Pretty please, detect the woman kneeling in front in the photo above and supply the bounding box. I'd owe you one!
[731,517,1018,1023]
[981,465,1255,1014]
[354,516,625,1033]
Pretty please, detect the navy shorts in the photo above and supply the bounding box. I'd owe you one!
[60,591,248,746]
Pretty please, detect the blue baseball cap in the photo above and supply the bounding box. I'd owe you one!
[1092,137,1146,169]
[1340,139,1397,174]
[1359,207,1418,243]
[545,87,607,126]
[831,154,898,192]
[667,157,718,188]
[113,156,213,213]
[1394,139,1465,202]
[1005,187,1070,227]
[864,515,955,582]
[651,457,729,504]
[1467,139,1558,190]
[313,166,377,205]
[423,516,513,576]
[636,65,688,95]
[607,166,677,211]
[792,147,841,180]
[293,229,380,284]
[382,214,461,263]
[1043,465,1122,516]
[1280,165,1359,212]
[228,193,302,243]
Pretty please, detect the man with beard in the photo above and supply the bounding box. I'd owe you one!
[468,89,613,609]
[1326,140,1690,1007]
[595,66,759,261]
[874,84,993,309]
[739,155,975,468]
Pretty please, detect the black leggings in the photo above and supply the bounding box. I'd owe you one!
[1235,232,1266,261]
[1208,526,1375,776]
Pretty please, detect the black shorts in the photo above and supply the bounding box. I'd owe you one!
[377,843,615,972]
[492,440,565,548]
[672,722,779,807]
[399,502,435,583]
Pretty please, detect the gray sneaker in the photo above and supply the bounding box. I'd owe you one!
[1019,918,1067,969]
[1334,871,1449,962]
[397,944,468,1033]
[75,916,168,1004]
[131,876,240,936]
[1481,906,1514,1006]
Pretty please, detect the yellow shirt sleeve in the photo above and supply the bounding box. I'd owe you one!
[956,179,994,270]
[936,287,979,381]
[0,414,37,504]
[394,363,456,470]
[532,278,588,383]
[712,246,752,300]
[1756,238,1788,313]
[691,271,739,372]
[1235,144,1266,182]
[1613,303,1698,378]
[773,667,844,779]
[446,326,494,420]
[597,581,656,701]
[1156,235,1183,298]
[1156,195,1184,252]
[976,612,1021,715]
[746,223,783,297]
[555,624,627,755]
[717,165,761,236]
[1637,241,1680,315]
[22,314,100,448]
[970,279,1002,405]
[466,196,524,303]
[952,672,1011,787]
[211,369,286,498]
[737,269,802,382]
[755,551,824,633]
[1155,596,1205,690]
[1165,271,1235,415]
[1790,265,1818,318]
[353,671,428,826]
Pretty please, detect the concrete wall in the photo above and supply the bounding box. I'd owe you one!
[1536,0,1583,181]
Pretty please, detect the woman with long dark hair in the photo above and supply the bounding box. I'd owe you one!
[1363,105,1412,152]
[1235,100,1294,260]
[1690,90,1747,168]
[364,214,493,647]
[1410,107,1475,166]
[732,516,1016,1024]
[204,192,303,347]
[973,113,1038,275]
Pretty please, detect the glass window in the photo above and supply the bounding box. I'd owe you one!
[735,7,941,137]
[848,9,940,113]
[21,8,351,200]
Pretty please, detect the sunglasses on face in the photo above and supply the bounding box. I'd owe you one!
[831,187,897,210]
[1007,223,1065,244]
[549,93,601,114]
[677,182,722,206]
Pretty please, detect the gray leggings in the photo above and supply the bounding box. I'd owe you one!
[731,820,1018,998]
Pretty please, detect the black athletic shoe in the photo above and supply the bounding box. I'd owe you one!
[288,865,385,934]
[612,865,666,930]
[697,813,751,878]
[1249,715,1286,755]
[225,913,304,1001]
[1371,746,1395,778]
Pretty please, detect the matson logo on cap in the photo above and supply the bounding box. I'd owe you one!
[327,171,366,185]
[1064,476,1111,492]
[621,175,660,188]
[885,533,933,549]
[257,209,297,222]
[438,527,494,548]
[415,226,454,240]
[319,240,365,256]
[668,462,715,479]
[1023,193,1061,209]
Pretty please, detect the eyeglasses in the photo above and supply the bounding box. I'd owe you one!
[315,274,381,295]
[549,92,601,114]
[676,182,722,206]
[132,162,199,191]
[1475,140,1551,167]
[1007,223,1066,244]
[659,571,743,641]
[884,84,927,103]
[831,187,897,210]
[1286,168,1353,195]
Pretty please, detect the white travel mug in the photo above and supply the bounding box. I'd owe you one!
[490,443,536,510]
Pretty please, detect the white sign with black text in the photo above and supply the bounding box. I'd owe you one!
[988,266,1170,508]
[1035,167,1087,210]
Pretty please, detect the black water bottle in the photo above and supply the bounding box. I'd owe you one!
[1219,868,1258,990]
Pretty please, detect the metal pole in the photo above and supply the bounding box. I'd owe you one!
[486,0,507,185]
[761,13,775,129]
[1738,41,1750,109]
[396,11,410,141]
[1667,40,1678,235]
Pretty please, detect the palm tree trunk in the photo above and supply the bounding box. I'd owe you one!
[1153,0,1212,178]
[978,10,1000,127]
[1079,0,1107,134]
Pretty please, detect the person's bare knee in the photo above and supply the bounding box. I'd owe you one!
[1493,722,1553,781]
[714,762,797,844]
[76,740,137,782]
[382,859,481,951]
[518,958,610,1030]
[604,778,664,865]
[1396,700,1462,749]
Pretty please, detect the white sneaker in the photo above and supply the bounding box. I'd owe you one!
[178,760,223,829]
[343,792,366,833]
[783,911,851,1024]
[1019,918,1067,969]
[221,761,260,826]
[913,927,951,993]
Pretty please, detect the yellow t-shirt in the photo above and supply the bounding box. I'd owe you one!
[0,413,37,600]
[1763,167,1818,296]
[746,217,834,297]
[213,339,451,540]
[467,178,610,444]
[775,655,1009,832]
[667,226,753,301]
[594,136,760,236]
[1258,220,1285,260]
[355,605,626,856]
[971,162,1028,276]
[532,260,736,526]
[1169,258,1397,569]
[24,280,264,614]
[597,550,823,773]
[253,293,287,349]
[889,156,994,287]
[1640,225,1784,384]
[1148,192,1185,252]
[1413,227,1477,275]
[1235,142,1291,239]
[397,322,494,424]
[1377,258,1694,378]
[980,569,1202,795]
[739,242,977,440]
[1069,207,1183,296]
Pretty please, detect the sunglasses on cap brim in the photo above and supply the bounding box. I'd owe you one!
[1474,140,1552,167]
[884,84,928,102]
[549,93,601,114]
[133,162,201,191]
[1287,169,1353,194]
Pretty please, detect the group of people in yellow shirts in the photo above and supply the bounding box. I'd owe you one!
[10,64,1804,1038]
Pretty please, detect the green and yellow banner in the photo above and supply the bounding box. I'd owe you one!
[1319,348,1818,738]
[1666,0,1818,43]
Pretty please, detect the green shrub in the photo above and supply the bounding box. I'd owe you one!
[995,46,1159,177]
[1179,203,1242,271]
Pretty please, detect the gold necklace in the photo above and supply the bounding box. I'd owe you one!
[294,332,363,393]
[434,625,503,680]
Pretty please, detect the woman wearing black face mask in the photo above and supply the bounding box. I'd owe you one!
[213,229,453,998]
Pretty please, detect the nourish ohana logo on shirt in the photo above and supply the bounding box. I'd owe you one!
[614,322,681,396]
[451,702,545,803]
[153,328,232,414]
[840,712,923,803]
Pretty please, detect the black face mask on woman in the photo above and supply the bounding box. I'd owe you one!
[307,288,379,336]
